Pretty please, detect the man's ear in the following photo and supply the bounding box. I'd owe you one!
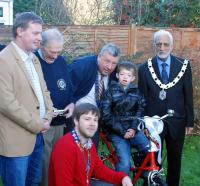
[116,73,119,79]
[16,27,24,37]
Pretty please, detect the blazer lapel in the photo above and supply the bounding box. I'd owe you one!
[152,56,162,80]
[9,44,37,95]
[32,56,45,93]
[169,55,181,82]
[32,56,50,107]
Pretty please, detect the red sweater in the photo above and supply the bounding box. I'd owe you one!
[49,133,126,186]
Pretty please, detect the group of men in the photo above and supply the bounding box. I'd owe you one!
[0,11,194,186]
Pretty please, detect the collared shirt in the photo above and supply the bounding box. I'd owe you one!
[12,41,46,118]
[38,49,45,60]
[76,72,108,107]
[157,55,171,78]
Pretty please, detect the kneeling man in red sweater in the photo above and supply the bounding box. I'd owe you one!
[49,103,133,186]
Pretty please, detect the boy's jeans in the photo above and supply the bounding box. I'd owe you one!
[108,131,150,175]
[0,133,43,186]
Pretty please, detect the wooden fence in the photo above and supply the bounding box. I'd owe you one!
[0,25,200,130]
[1,25,200,63]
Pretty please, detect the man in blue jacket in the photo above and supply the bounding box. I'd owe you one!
[69,43,121,147]
[35,28,74,186]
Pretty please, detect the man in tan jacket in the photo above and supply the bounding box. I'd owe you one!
[0,12,53,186]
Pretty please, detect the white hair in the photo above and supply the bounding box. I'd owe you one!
[99,43,121,58]
[153,30,173,45]
[41,28,64,46]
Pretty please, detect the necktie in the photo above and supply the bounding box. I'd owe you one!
[98,75,104,100]
[161,63,168,84]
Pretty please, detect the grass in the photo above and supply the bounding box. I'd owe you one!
[99,135,200,186]
[179,135,200,185]
[161,135,200,186]
[0,135,199,186]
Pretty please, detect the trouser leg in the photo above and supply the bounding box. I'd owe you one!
[165,134,184,186]
[109,134,131,175]
[26,133,44,186]
[1,155,29,186]
[40,126,64,186]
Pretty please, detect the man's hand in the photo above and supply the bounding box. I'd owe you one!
[185,127,193,135]
[53,107,59,117]
[122,176,133,186]
[41,119,50,133]
[64,103,74,118]
[53,103,74,118]
[124,129,135,139]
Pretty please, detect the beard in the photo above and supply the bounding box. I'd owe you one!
[157,51,171,61]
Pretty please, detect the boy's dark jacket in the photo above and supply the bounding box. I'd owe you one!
[101,81,146,137]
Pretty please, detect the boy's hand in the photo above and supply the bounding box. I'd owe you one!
[124,129,135,139]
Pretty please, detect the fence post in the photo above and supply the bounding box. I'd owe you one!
[128,24,137,56]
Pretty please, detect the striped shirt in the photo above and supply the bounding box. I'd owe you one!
[12,41,46,118]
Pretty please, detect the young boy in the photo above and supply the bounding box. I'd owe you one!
[48,103,133,186]
[101,61,150,175]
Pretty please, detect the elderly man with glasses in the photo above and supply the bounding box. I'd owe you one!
[35,28,74,186]
[138,29,194,186]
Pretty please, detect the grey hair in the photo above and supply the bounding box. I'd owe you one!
[99,43,121,58]
[41,28,64,47]
[13,12,43,38]
[153,30,173,45]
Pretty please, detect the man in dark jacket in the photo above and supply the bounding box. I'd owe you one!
[138,29,194,186]
[69,43,121,147]
[35,28,74,186]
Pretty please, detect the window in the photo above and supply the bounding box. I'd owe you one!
[0,7,3,17]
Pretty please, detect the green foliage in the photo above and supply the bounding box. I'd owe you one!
[142,0,200,28]
[13,0,36,16]
[113,0,200,28]
[13,0,72,25]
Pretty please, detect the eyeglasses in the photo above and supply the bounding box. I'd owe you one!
[155,42,170,47]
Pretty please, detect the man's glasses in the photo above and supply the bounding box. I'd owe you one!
[155,42,170,47]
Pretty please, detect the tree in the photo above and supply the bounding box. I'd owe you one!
[63,0,114,25]
[112,0,200,28]
[14,0,72,25]
[14,0,36,16]
[35,0,72,25]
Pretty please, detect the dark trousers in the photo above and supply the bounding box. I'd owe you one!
[161,125,185,186]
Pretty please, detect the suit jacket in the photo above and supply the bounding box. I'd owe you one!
[69,55,117,102]
[138,55,194,139]
[0,43,53,157]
